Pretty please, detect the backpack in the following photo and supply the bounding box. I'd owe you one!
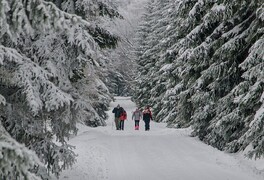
[120,111,127,120]
[143,110,152,120]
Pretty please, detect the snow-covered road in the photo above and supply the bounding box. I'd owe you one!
[60,97,263,180]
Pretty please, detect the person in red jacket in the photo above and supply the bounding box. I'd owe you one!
[119,107,127,130]
[143,106,152,131]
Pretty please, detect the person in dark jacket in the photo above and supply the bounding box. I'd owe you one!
[112,104,122,130]
[143,106,152,131]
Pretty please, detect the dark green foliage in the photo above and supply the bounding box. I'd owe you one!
[134,0,264,158]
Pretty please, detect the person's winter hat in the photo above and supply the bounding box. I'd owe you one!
[117,104,120,108]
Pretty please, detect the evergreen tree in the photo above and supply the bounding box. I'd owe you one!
[98,0,150,97]
[0,120,47,180]
[134,0,264,157]
[134,0,171,109]
[0,0,119,178]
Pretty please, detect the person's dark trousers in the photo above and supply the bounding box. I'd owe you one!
[120,121,124,130]
[144,119,150,131]
[135,120,139,127]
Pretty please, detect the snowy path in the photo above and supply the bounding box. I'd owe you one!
[60,97,263,180]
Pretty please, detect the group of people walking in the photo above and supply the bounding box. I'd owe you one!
[112,104,153,131]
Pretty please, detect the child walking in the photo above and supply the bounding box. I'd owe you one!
[132,108,142,130]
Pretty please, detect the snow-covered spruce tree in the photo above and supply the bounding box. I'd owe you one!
[0,45,76,178]
[135,0,264,157]
[32,0,120,126]
[0,98,47,180]
[0,120,47,180]
[237,32,264,158]
[58,0,123,117]
[156,0,224,128]
[134,0,171,109]
[188,1,264,154]
[148,0,193,124]
[133,1,154,107]
[134,0,198,124]
[142,0,174,118]
[0,0,119,178]
[96,0,151,97]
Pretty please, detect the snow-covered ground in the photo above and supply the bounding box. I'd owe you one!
[60,97,264,180]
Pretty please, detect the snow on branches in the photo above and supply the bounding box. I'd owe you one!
[0,0,120,178]
[134,0,264,158]
[0,122,45,180]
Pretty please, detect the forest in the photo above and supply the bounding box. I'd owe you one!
[134,0,264,159]
[0,0,263,179]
